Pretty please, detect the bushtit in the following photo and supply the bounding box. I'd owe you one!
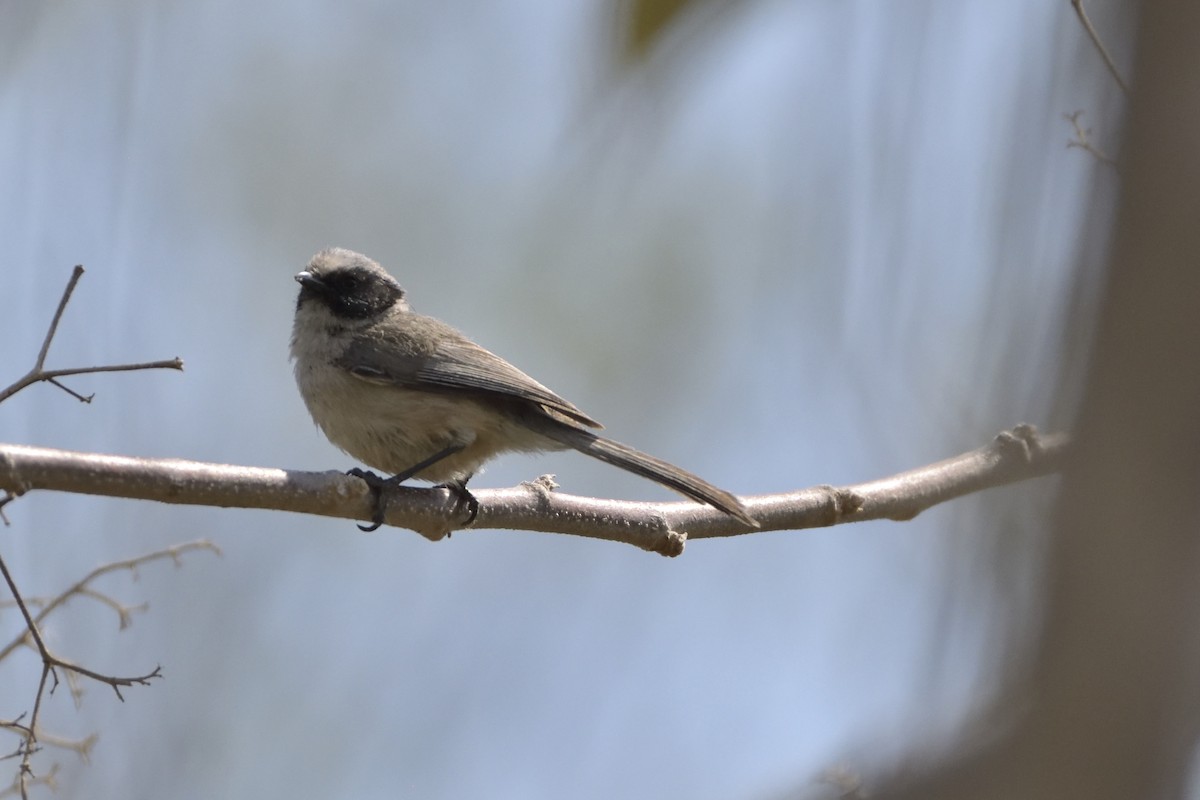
[290,247,755,530]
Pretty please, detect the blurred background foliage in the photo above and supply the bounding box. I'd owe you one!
[0,1,1131,798]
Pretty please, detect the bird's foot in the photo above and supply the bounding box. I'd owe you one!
[347,466,475,533]
[434,478,479,528]
[347,468,392,532]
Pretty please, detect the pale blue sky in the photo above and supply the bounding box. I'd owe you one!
[0,2,1121,798]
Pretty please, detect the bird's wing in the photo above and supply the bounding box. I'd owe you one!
[336,319,602,429]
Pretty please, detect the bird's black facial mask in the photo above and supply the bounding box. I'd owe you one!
[296,266,405,320]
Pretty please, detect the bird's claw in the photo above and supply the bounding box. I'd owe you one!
[347,468,388,531]
[347,468,477,533]
[434,481,479,528]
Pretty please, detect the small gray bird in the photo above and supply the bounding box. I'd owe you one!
[290,247,755,530]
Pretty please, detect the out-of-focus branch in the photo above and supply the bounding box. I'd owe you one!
[874,0,1200,797]
[1064,111,1117,168]
[0,541,220,665]
[0,552,160,800]
[0,551,165,697]
[0,762,57,800]
[0,426,1067,557]
[1,264,195,798]
[0,542,215,799]
[1070,0,1129,94]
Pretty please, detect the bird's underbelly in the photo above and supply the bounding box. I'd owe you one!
[300,369,557,481]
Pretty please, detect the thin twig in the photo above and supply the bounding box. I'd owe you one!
[18,666,53,797]
[1070,0,1130,94]
[0,541,215,788]
[32,266,83,372]
[0,547,164,718]
[44,378,92,404]
[0,717,32,741]
[0,761,57,800]
[1064,111,1117,168]
[75,588,147,630]
[38,360,185,382]
[0,541,219,664]
[0,546,166,797]
[1,265,190,795]
[0,426,1068,556]
[0,360,184,405]
[0,552,56,663]
[0,266,183,405]
[22,731,94,764]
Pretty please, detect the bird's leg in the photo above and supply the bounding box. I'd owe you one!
[350,443,466,532]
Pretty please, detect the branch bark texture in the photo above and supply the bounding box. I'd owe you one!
[0,426,1066,556]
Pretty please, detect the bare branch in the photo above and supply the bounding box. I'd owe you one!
[24,731,95,764]
[32,266,83,372]
[2,264,194,795]
[0,545,209,796]
[0,265,183,405]
[19,666,52,797]
[1064,111,1117,168]
[0,717,32,742]
[0,359,184,406]
[1070,0,1129,94]
[0,544,168,800]
[0,761,57,800]
[0,426,1066,556]
[0,541,219,664]
[0,552,165,699]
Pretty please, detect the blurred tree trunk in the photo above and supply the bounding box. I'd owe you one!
[878,0,1200,797]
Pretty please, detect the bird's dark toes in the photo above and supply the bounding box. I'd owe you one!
[461,493,480,526]
[346,467,385,487]
[348,468,388,531]
[435,481,479,527]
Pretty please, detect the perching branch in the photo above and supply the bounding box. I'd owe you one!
[0,265,183,406]
[0,425,1067,557]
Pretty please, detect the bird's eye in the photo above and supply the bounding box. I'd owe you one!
[331,273,358,293]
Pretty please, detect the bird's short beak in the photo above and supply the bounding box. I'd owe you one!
[295,271,325,291]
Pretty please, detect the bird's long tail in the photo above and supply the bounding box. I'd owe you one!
[528,417,757,527]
